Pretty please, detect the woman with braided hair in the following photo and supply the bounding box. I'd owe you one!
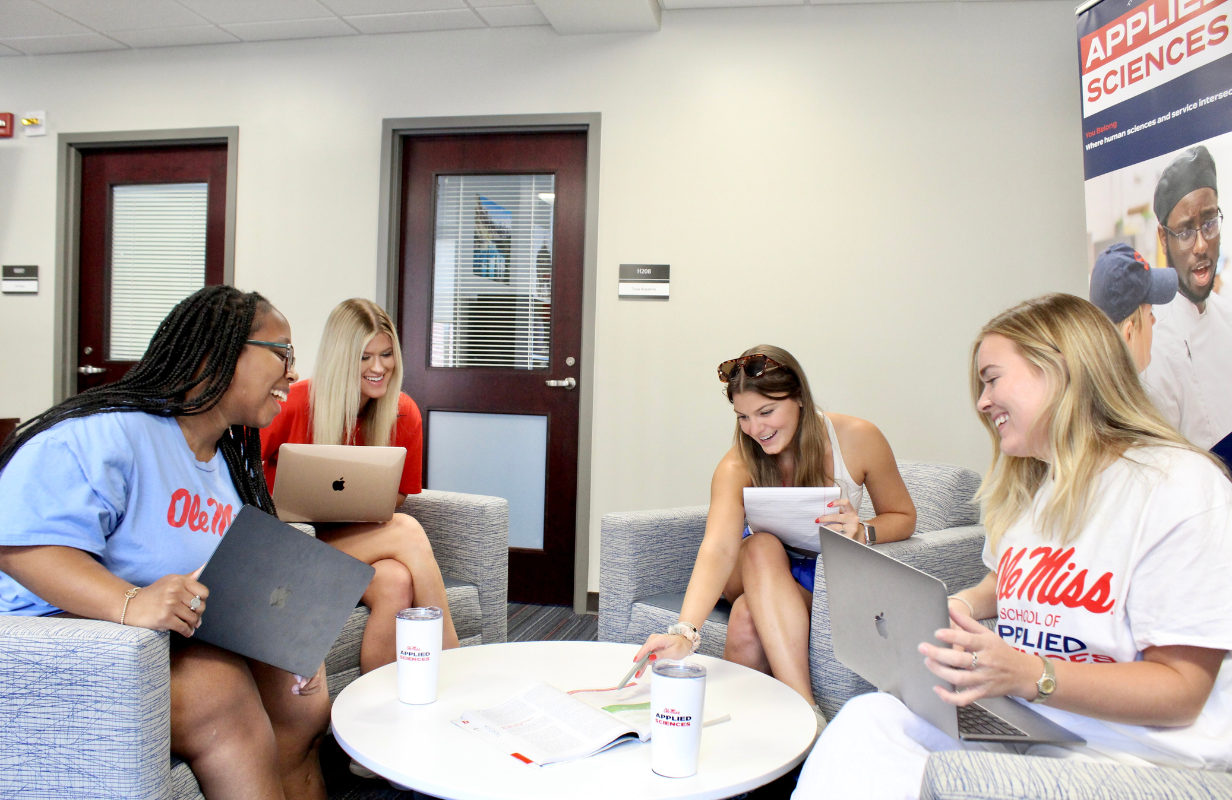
[0,286,331,800]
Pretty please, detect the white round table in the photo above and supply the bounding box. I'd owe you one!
[331,641,817,800]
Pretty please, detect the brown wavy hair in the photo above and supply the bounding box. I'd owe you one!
[725,345,831,488]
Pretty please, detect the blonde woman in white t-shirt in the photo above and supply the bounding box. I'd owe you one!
[793,293,1232,800]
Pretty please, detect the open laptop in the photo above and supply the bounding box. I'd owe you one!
[818,527,1084,745]
[194,505,376,676]
[273,443,406,523]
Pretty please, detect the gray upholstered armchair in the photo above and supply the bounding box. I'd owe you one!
[599,460,988,718]
[0,489,508,800]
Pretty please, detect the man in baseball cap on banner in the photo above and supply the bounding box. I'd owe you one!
[1141,145,1232,469]
[1090,243,1177,373]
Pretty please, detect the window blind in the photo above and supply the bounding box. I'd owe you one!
[109,182,208,361]
[430,174,555,369]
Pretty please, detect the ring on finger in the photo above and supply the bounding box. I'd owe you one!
[189,595,202,612]
[969,651,979,670]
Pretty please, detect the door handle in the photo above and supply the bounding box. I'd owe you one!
[78,365,107,375]
[545,377,576,390]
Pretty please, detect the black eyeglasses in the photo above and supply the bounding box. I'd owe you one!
[246,340,295,375]
[717,354,785,383]
[1162,210,1223,251]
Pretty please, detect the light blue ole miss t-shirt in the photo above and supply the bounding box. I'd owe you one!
[0,412,243,616]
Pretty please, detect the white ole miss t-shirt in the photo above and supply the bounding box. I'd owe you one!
[982,445,1232,770]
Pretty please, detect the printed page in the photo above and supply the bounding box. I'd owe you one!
[453,682,640,766]
[569,680,653,739]
[743,486,842,552]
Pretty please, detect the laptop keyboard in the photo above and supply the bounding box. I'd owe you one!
[957,704,1029,738]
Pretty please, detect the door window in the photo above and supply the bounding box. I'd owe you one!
[430,174,555,370]
[109,182,208,361]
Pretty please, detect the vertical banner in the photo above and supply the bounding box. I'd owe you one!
[1079,0,1232,464]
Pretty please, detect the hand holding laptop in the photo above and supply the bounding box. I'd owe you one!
[920,612,1035,708]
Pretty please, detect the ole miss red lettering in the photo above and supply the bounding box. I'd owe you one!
[166,488,233,536]
[996,546,1115,614]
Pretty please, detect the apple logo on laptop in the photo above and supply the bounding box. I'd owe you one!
[875,612,889,640]
[332,477,345,491]
[270,585,292,608]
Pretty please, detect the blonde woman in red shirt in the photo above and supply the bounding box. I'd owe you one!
[262,299,459,675]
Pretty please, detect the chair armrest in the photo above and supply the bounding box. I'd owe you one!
[809,524,989,719]
[399,490,509,645]
[0,616,171,800]
[922,751,1232,800]
[599,506,708,643]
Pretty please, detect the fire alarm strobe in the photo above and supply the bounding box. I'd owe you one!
[0,113,12,139]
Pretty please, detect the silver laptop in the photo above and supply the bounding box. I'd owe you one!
[818,527,1084,745]
[195,505,375,676]
[273,443,406,523]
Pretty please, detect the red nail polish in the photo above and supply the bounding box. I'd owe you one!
[815,517,821,523]
[827,502,835,507]
[649,654,657,660]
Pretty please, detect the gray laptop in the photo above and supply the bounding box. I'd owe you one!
[194,505,376,676]
[818,527,1083,745]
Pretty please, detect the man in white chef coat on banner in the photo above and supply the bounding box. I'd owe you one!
[1143,145,1232,469]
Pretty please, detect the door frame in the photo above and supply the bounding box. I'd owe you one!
[53,127,239,404]
[376,114,601,614]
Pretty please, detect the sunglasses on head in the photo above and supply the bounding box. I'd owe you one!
[717,354,785,383]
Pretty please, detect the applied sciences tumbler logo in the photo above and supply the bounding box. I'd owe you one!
[399,645,431,663]
[654,708,694,728]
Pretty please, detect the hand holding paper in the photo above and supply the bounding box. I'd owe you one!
[742,486,842,552]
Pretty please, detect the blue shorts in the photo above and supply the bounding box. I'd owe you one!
[743,525,817,593]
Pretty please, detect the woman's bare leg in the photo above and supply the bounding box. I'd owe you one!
[724,594,771,673]
[249,660,331,800]
[169,641,286,800]
[354,558,413,672]
[726,532,816,703]
[317,513,461,651]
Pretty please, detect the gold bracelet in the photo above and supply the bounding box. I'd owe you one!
[120,586,140,625]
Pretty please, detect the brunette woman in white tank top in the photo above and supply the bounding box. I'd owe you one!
[634,345,917,729]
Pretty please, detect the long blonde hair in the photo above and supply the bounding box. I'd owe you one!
[310,298,405,448]
[972,293,1223,547]
[725,345,831,488]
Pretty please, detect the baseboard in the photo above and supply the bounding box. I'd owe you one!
[585,592,598,615]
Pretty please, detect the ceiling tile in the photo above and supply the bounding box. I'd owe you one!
[318,0,463,14]
[660,0,802,6]
[0,41,22,54]
[174,0,334,25]
[108,25,241,47]
[535,0,660,34]
[343,8,483,33]
[466,0,535,6]
[0,0,90,37]
[473,4,547,26]
[0,32,127,53]
[221,16,358,40]
[34,0,207,31]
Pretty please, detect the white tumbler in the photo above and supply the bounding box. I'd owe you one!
[650,660,706,778]
[396,606,442,704]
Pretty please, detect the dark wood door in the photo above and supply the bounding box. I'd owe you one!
[77,145,227,393]
[399,132,587,605]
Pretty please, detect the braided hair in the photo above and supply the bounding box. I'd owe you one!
[0,286,276,513]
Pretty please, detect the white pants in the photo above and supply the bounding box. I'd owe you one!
[791,692,1119,800]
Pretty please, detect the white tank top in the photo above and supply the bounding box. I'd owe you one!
[823,413,864,511]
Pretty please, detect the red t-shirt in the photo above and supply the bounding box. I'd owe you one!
[260,379,423,496]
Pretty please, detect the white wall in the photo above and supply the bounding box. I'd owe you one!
[0,3,1089,591]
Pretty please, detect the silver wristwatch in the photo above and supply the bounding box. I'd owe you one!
[861,522,877,545]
